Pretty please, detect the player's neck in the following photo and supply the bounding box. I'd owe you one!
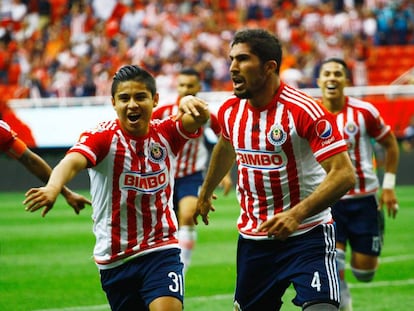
[324,97,345,114]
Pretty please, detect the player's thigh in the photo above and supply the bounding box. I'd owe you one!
[351,251,379,270]
[141,249,184,307]
[149,296,182,311]
[291,225,340,308]
[234,236,289,310]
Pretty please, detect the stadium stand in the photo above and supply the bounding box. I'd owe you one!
[1,0,414,144]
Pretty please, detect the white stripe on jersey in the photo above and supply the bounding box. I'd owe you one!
[336,97,390,198]
[71,119,185,269]
[220,84,347,239]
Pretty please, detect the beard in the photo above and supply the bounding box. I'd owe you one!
[234,89,252,99]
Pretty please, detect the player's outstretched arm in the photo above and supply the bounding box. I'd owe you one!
[18,148,91,214]
[24,152,88,217]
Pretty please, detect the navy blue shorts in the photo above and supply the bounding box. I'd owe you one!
[234,224,340,310]
[100,248,184,311]
[332,195,382,256]
[173,171,203,212]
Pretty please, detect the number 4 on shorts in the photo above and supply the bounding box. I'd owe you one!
[311,271,321,292]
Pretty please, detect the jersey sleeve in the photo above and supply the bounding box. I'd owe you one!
[0,121,27,159]
[209,112,222,135]
[299,106,348,163]
[68,122,113,167]
[364,104,391,141]
[153,117,202,155]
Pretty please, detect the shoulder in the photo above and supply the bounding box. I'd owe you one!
[218,95,241,114]
[153,103,176,119]
[280,84,327,120]
[347,96,380,115]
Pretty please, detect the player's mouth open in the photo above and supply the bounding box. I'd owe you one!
[232,76,245,89]
[327,83,337,90]
[128,113,140,122]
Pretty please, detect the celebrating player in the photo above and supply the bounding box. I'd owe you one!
[317,58,400,311]
[194,28,355,311]
[24,65,210,311]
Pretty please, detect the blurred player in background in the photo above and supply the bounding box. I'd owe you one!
[152,67,233,275]
[0,119,90,214]
[195,29,355,311]
[24,65,210,311]
[317,58,400,311]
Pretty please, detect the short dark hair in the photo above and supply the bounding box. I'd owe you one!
[111,65,157,97]
[179,67,201,79]
[231,29,283,74]
[319,58,351,79]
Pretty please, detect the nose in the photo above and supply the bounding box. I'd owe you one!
[229,60,238,74]
[128,98,140,108]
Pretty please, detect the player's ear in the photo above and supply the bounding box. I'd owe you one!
[153,93,159,108]
[265,60,277,74]
[111,97,116,109]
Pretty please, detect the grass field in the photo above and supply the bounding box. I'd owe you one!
[1,186,413,310]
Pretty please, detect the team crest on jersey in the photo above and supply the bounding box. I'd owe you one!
[344,121,358,136]
[149,142,166,163]
[267,124,287,146]
[315,119,333,139]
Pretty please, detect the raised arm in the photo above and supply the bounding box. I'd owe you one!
[23,152,89,217]
[175,95,210,133]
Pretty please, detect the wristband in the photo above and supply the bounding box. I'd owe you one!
[382,172,396,189]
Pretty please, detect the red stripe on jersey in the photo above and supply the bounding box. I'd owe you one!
[219,83,347,237]
[110,137,124,256]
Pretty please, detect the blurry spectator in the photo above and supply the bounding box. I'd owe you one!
[1,0,414,100]
[402,115,414,152]
[374,2,394,45]
[392,1,412,45]
[119,3,145,44]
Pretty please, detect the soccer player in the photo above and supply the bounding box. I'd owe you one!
[0,119,90,215]
[152,67,233,275]
[23,65,210,311]
[194,28,356,311]
[317,58,400,311]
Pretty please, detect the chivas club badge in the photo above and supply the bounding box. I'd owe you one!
[149,142,166,163]
[344,121,358,136]
[267,124,287,146]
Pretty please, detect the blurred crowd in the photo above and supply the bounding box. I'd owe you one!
[1,0,414,99]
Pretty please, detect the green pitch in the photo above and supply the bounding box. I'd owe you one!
[0,187,413,310]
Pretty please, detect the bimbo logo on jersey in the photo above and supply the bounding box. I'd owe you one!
[237,149,287,170]
[120,168,168,193]
[315,119,333,139]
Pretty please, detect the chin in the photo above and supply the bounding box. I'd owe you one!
[234,90,251,99]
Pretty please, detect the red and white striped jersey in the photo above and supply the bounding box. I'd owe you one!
[218,83,347,239]
[0,120,26,158]
[333,96,391,199]
[69,117,201,269]
[152,99,221,178]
